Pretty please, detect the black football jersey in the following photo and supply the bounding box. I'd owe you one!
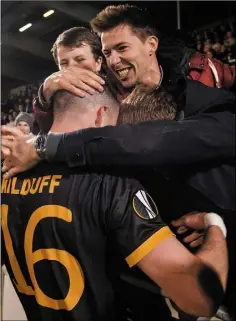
[1,163,174,321]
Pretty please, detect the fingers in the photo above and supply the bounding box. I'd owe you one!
[74,81,96,95]
[60,78,104,97]
[176,226,188,234]
[171,216,187,227]
[183,232,204,244]
[2,136,15,150]
[61,81,87,98]
[184,213,207,229]
[189,236,204,248]
[70,68,105,85]
[66,68,105,93]
[3,167,20,180]
[1,146,11,158]
[2,164,10,173]
[80,76,104,93]
[44,68,105,99]
[1,126,23,137]
[2,157,12,172]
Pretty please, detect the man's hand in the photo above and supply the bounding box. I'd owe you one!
[43,67,105,102]
[172,212,207,248]
[1,126,40,179]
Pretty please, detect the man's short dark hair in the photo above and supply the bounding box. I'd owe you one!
[51,27,102,64]
[90,4,159,41]
[118,85,177,125]
[53,83,119,117]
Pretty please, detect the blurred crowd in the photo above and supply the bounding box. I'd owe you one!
[1,84,39,134]
[192,21,236,65]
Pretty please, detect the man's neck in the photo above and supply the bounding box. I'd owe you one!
[50,119,85,134]
[140,59,162,88]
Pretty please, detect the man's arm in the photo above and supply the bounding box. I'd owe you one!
[104,177,228,317]
[49,107,235,167]
[138,225,227,317]
[1,107,234,178]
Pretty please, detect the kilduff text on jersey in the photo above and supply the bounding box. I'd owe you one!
[1,175,62,195]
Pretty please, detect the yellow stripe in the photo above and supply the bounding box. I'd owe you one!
[125,226,175,267]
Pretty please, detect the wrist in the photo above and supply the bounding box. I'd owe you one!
[34,133,48,160]
[42,83,52,103]
[27,135,41,163]
[38,84,51,111]
[204,213,227,238]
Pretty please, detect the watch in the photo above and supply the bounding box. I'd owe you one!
[34,133,48,160]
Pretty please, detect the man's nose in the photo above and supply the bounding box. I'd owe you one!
[109,51,121,68]
[67,60,77,68]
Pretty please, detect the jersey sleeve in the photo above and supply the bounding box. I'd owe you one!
[101,175,175,267]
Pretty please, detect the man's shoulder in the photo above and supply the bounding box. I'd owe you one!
[100,168,143,187]
[185,79,235,117]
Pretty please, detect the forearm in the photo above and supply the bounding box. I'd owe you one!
[196,226,228,291]
[33,85,53,134]
[46,108,235,168]
[176,224,228,315]
[166,262,222,317]
[138,236,225,317]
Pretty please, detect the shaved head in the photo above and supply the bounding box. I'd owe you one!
[51,84,120,132]
[53,84,119,119]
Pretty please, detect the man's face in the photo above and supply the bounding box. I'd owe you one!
[57,42,102,72]
[16,121,30,135]
[101,25,154,88]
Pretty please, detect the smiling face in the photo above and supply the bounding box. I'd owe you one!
[57,43,102,72]
[16,121,31,135]
[101,24,156,88]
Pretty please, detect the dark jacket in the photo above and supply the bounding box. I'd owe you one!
[45,79,235,215]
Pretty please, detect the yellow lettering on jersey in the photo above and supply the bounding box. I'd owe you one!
[7,178,11,193]
[1,204,84,311]
[2,176,62,195]
[11,178,20,194]
[1,205,34,295]
[1,178,8,193]
[38,175,51,194]
[20,179,31,195]
[29,178,42,194]
[49,175,62,193]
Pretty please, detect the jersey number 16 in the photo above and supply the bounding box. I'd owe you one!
[1,204,84,311]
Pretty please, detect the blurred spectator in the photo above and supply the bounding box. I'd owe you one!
[15,112,34,135]
[225,31,236,47]
[18,104,24,113]
[1,83,39,133]
[7,114,15,127]
[193,20,236,65]
[191,19,235,90]
[1,112,8,125]
[206,49,215,59]
[12,111,18,119]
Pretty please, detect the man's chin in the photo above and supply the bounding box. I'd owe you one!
[120,78,136,89]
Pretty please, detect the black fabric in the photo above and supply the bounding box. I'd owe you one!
[49,81,236,320]
[51,81,235,213]
[1,163,169,321]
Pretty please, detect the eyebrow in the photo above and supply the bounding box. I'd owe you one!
[60,55,85,62]
[74,55,85,59]
[103,42,129,53]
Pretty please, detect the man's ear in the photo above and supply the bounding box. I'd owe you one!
[95,106,108,127]
[147,36,159,56]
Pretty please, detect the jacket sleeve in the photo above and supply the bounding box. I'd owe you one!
[46,105,235,168]
[32,84,53,134]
